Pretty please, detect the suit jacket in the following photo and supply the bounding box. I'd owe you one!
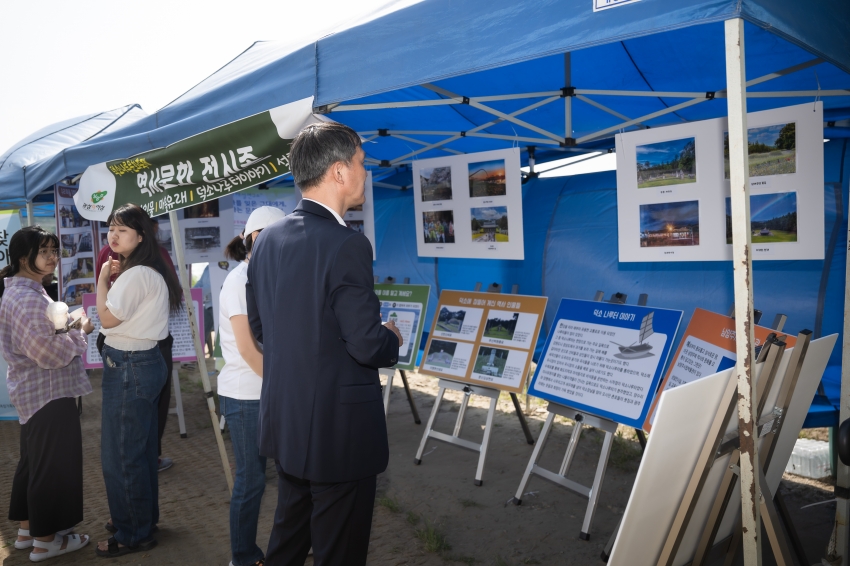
[246,199,398,482]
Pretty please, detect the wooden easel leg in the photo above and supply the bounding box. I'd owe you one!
[474,397,498,486]
[415,386,445,465]
[693,450,742,566]
[759,468,795,566]
[774,487,809,566]
[581,429,614,540]
[510,392,535,445]
[513,412,556,505]
[399,370,421,424]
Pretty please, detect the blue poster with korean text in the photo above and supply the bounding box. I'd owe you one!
[527,298,682,429]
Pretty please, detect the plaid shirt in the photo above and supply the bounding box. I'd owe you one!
[0,277,92,424]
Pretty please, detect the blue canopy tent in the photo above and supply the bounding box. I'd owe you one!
[0,104,147,214]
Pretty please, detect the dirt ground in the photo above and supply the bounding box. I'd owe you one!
[0,366,839,565]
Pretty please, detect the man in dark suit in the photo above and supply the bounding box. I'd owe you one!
[246,121,402,566]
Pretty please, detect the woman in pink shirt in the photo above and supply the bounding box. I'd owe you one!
[0,226,95,561]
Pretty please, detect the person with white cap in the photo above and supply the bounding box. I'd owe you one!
[218,206,287,566]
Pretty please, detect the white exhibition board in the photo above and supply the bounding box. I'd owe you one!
[608,334,836,566]
[412,147,524,260]
[343,171,377,260]
[616,102,824,262]
[177,194,235,264]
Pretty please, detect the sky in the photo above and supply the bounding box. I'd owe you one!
[635,138,694,167]
[471,206,507,221]
[747,123,788,146]
[0,0,421,155]
[725,192,797,220]
[640,200,700,231]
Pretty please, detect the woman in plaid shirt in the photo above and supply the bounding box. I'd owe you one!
[0,225,95,561]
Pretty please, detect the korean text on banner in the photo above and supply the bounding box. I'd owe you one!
[75,97,319,221]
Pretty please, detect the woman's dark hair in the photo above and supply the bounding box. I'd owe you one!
[224,234,247,262]
[107,204,183,312]
[0,225,59,297]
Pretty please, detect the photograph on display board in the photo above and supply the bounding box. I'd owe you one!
[436,306,466,333]
[61,258,95,288]
[483,312,519,340]
[99,232,109,248]
[420,166,453,201]
[60,233,93,257]
[425,339,457,368]
[157,227,173,252]
[724,122,796,178]
[635,137,696,188]
[183,200,220,218]
[472,346,509,378]
[422,210,455,244]
[468,159,506,197]
[345,220,364,234]
[725,192,797,244]
[639,201,700,247]
[63,283,94,308]
[470,206,508,243]
[185,226,221,250]
[58,205,90,228]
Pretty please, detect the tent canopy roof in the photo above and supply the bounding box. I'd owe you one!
[5,0,850,201]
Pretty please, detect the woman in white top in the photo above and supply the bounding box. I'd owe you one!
[94,204,183,559]
[219,206,285,566]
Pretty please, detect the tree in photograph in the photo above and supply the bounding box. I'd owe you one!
[775,123,796,150]
[471,218,481,231]
[678,140,696,173]
[498,214,508,231]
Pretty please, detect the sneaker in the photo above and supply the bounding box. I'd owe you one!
[158,457,174,472]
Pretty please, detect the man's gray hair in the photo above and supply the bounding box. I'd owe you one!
[289,122,362,190]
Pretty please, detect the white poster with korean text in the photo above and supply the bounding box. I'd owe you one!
[616,102,824,262]
[0,210,22,269]
[412,147,524,260]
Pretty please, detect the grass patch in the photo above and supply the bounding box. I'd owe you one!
[449,555,477,565]
[378,496,401,512]
[406,511,420,525]
[609,430,643,472]
[415,518,452,553]
[459,497,484,509]
[638,176,697,188]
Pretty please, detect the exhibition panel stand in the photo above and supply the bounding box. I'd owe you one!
[414,283,540,486]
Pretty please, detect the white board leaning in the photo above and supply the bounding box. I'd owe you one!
[412,147,524,260]
[616,102,824,262]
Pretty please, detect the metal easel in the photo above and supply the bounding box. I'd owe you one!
[376,276,422,424]
[414,282,535,486]
[512,290,646,541]
[656,329,812,566]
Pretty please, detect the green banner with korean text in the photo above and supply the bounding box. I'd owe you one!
[375,284,431,371]
[75,97,318,221]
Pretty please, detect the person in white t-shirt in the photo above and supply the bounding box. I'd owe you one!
[219,206,286,566]
[94,204,184,559]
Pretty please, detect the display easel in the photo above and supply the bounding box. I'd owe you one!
[377,276,422,424]
[656,329,812,566]
[600,307,792,562]
[414,282,535,486]
[169,367,188,438]
[511,290,646,541]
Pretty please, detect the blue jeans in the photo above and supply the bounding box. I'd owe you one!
[221,396,267,566]
[101,345,165,547]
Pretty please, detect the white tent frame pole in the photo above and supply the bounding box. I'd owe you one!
[575,95,647,128]
[25,201,34,227]
[565,53,573,141]
[725,18,761,565]
[389,96,563,164]
[577,97,710,144]
[168,210,234,493]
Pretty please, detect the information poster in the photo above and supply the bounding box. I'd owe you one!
[419,290,547,393]
[616,102,824,262]
[412,147,524,260]
[81,288,204,368]
[0,209,22,268]
[55,184,97,308]
[374,283,430,371]
[642,308,797,430]
[178,196,235,263]
[233,186,301,236]
[527,298,682,429]
[344,171,377,259]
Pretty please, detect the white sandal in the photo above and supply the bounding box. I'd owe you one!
[14,528,74,550]
[29,533,89,562]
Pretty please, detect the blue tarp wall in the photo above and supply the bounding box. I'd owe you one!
[373,139,850,426]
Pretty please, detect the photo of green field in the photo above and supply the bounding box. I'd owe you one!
[636,137,696,188]
[725,192,797,244]
[483,312,519,340]
[473,346,509,378]
[724,122,796,178]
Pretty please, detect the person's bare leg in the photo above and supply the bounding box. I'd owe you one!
[18,520,30,544]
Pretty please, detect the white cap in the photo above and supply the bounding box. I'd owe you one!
[244,206,287,235]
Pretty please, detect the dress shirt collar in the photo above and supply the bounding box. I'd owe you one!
[301,198,346,226]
